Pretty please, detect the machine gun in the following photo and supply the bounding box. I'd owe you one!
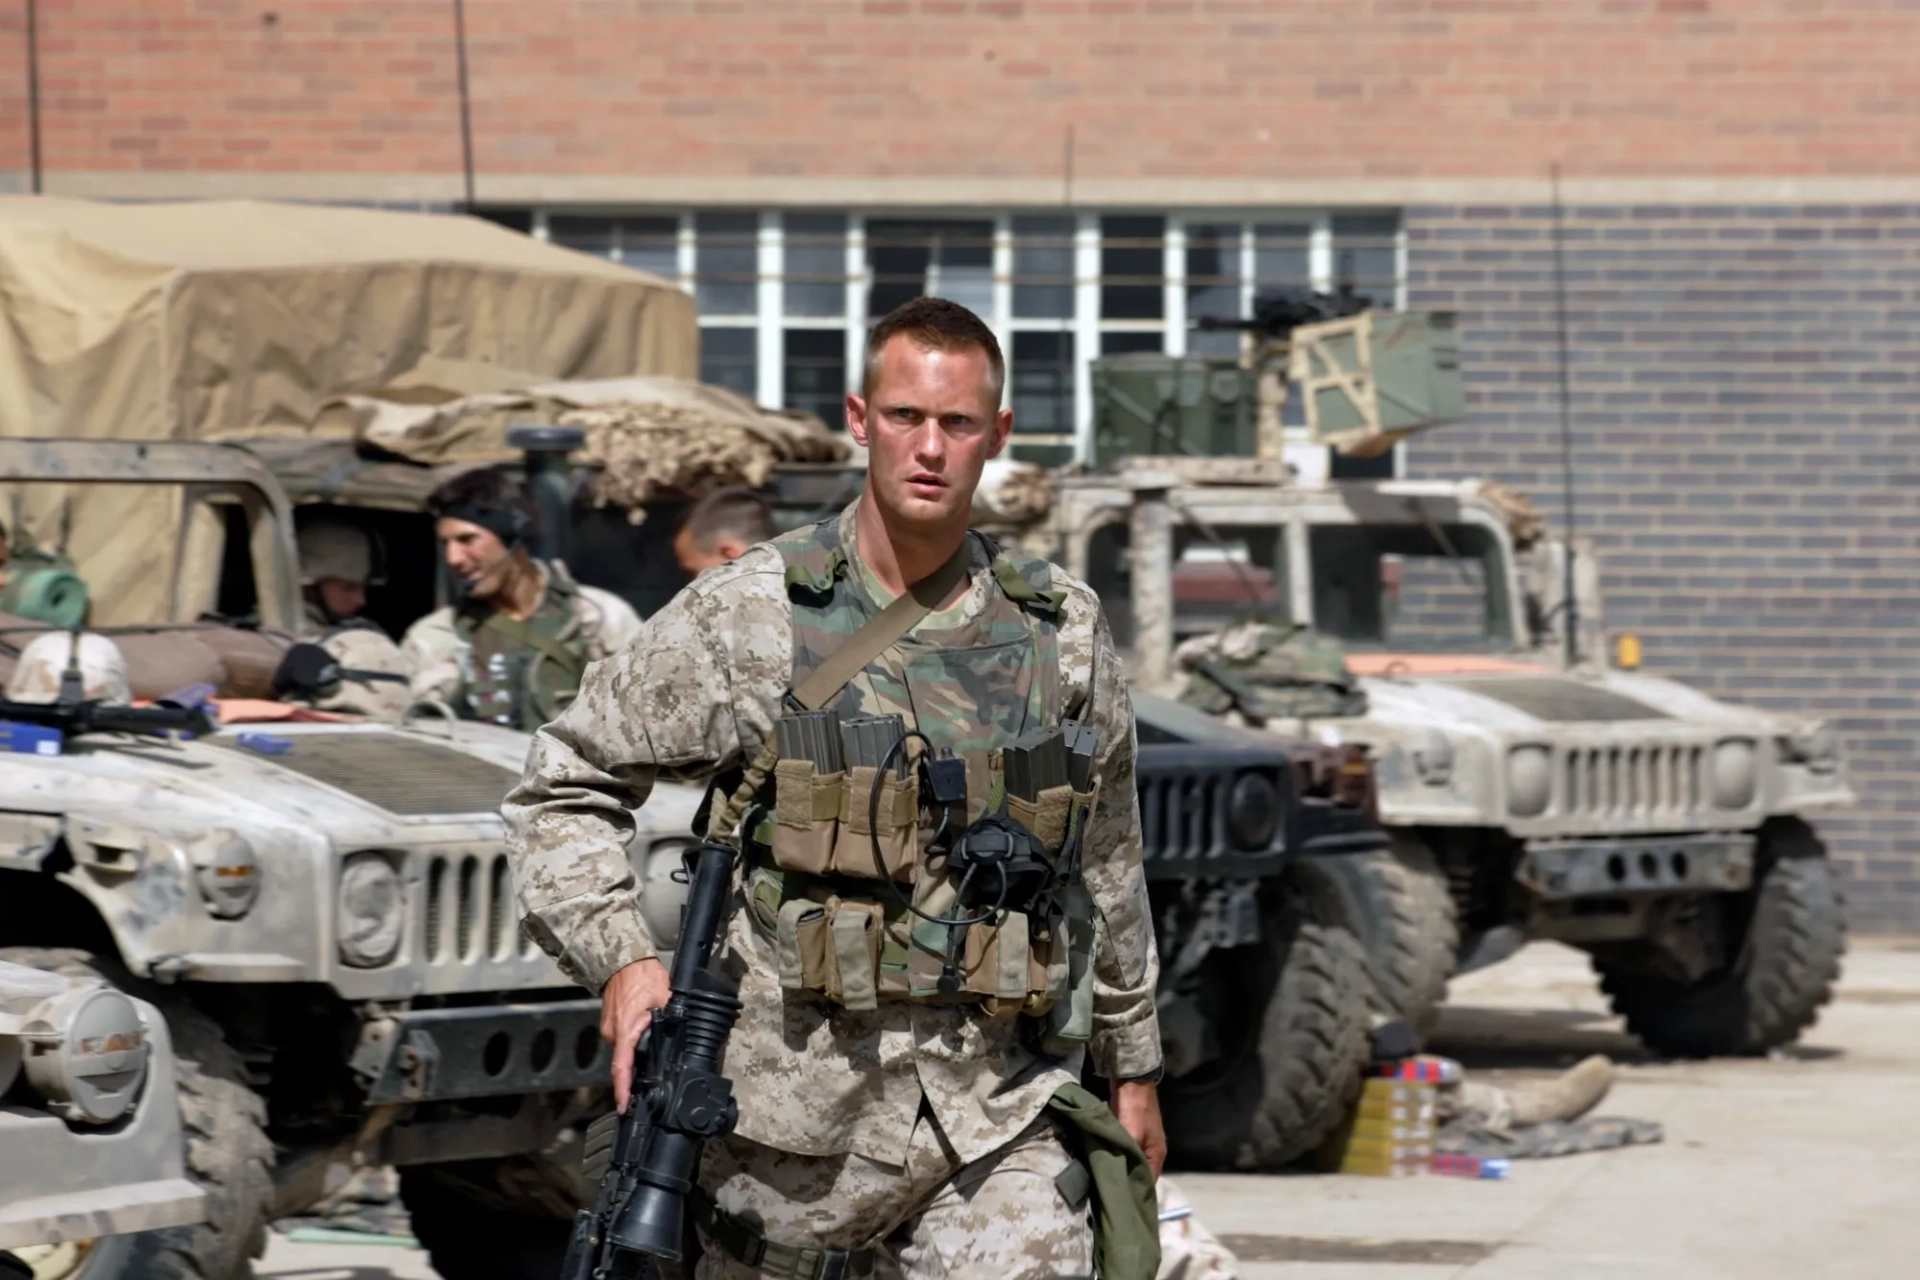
[562,840,742,1280]
[1193,285,1373,339]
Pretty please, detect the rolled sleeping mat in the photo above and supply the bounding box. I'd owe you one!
[0,560,89,630]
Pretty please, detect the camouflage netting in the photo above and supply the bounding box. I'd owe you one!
[971,459,1055,527]
[564,397,851,519]
[322,377,852,519]
[1174,620,1369,721]
[1476,480,1547,550]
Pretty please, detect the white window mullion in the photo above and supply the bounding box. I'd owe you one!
[531,208,550,243]
[1163,216,1187,357]
[845,215,868,404]
[676,212,696,297]
[1072,213,1102,461]
[757,211,784,409]
[1394,219,1409,312]
[991,215,1014,383]
[1308,213,1334,294]
[1239,222,1256,318]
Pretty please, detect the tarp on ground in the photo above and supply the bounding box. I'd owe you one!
[0,196,696,623]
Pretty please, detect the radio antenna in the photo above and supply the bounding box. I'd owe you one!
[1550,162,1580,666]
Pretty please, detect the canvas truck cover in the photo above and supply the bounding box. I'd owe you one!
[0,196,696,624]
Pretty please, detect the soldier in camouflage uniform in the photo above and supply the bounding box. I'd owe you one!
[506,298,1164,1280]
[402,467,640,731]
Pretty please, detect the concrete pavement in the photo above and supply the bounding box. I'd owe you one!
[258,938,1920,1280]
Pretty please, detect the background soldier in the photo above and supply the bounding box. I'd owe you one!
[297,519,381,630]
[507,298,1164,1280]
[403,466,641,729]
[293,517,412,720]
[672,486,778,576]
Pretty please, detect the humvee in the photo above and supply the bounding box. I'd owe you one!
[0,440,705,1279]
[1,959,205,1278]
[1053,303,1853,1057]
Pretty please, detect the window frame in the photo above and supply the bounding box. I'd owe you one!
[531,206,1409,469]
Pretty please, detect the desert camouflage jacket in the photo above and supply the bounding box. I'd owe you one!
[503,501,1161,1166]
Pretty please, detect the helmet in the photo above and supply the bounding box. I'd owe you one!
[6,631,131,705]
[297,521,373,586]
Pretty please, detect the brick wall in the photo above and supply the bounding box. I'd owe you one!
[5,1,1920,189]
[1404,204,1920,932]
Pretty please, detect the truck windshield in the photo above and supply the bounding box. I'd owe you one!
[1307,522,1515,652]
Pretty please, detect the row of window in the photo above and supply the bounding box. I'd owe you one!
[529,209,1404,461]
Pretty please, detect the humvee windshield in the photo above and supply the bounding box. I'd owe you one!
[1307,522,1514,653]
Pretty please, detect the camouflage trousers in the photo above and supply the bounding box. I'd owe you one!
[695,1108,1092,1280]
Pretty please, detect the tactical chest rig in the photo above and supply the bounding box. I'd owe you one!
[454,562,589,731]
[708,519,1101,1053]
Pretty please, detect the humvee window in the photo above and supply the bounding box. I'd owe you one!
[1308,522,1513,652]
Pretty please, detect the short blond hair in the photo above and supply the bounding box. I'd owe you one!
[862,296,1005,407]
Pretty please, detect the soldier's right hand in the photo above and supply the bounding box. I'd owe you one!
[601,956,673,1113]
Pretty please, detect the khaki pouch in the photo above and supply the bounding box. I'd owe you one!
[1007,783,1076,852]
[774,898,831,996]
[771,758,844,875]
[1022,914,1067,1016]
[823,900,884,1011]
[836,765,919,881]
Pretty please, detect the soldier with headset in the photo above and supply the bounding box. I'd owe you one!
[401,466,640,731]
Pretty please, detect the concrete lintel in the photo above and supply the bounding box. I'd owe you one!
[8,169,1920,210]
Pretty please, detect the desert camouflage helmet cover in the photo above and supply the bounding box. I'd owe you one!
[297,521,372,585]
[6,630,132,704]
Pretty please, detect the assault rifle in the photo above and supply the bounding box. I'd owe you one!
[0,695,213,742]
[562,841,742,1280]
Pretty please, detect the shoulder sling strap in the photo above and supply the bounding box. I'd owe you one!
[477,610,590,680]
[705,537,973,844]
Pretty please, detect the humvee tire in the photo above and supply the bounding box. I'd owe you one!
[1161,915,1371,1170]
[398,1157,576,1280]
[1595,819,1846,1057]
[1293,836,1458,1041]
[0,948,272,1280]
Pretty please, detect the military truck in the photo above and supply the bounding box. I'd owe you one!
[1,959,206,1279]
[1055,299,1853,1057]
[0,440,713,1280]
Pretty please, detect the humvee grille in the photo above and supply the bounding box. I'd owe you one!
[1560,742,1708,821]
[215,732,521,817]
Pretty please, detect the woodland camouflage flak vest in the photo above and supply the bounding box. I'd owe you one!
[742,516,1100,1048]
[453,564,590,731]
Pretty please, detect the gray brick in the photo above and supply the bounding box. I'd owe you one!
[1406,201,1920,931]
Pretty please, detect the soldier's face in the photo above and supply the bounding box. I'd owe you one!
[847,337,1011,530]
[316,577,366,619]
[436,516,516,597]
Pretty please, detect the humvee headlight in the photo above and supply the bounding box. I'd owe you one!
[1411,729,1455,787]
[1711,739,1758,809]
[1783,724,1840,776]
[193,832,261,919]
[20,983,150,1125]
[1227,771,1281,851]
[639,839,695,952]
[338,853,405,968]
[1507,745,1553,817]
